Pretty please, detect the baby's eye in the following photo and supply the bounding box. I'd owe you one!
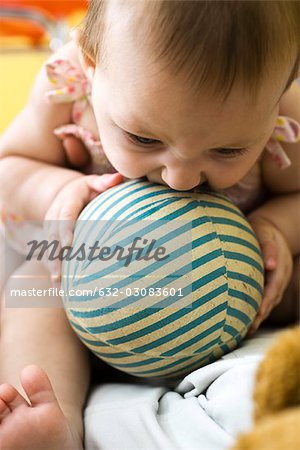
[127,132,161,146]
[214,147,248,157]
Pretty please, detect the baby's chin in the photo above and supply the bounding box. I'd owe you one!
[146,175,166,185]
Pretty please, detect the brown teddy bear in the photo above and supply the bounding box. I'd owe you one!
[232,326,300,450]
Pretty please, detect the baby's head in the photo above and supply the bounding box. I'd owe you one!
[79,0,300,191]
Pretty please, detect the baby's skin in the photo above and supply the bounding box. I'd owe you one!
[0,366,82,450]
[0,2,299,449]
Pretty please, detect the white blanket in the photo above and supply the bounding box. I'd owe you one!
[84,330,279,450]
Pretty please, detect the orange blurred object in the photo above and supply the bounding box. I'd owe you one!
[2,1,87,18]
[0,1,87,45]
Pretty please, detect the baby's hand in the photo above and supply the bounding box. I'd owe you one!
[44,173,124,286]
[63,135,91,168]
[247,216,293,333]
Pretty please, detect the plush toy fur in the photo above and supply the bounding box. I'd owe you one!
[232,327,300,450]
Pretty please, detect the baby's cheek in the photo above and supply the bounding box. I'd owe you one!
[207,165,248,190]
[107,152,145,178]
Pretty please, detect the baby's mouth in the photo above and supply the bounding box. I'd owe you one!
[146,176,210,192]
[145,174,165,185]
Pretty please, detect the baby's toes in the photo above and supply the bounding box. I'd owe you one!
[20,365,59,408]
[0,383,28,413]
[0,398,10,421]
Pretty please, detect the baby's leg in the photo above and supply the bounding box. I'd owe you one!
[267,253,300,326]
[0,259,90,450]
[0,233,25,297]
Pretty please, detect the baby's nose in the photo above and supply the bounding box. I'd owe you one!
[162,166,202,191]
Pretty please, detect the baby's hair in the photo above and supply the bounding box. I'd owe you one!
[79,0,300,98]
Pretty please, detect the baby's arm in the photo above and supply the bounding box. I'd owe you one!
[251,80,300,254]
[0,41,83,219]
[0,42,79,164]
[0,41,122,223]
[0,41,123,285]
[247,79,300,329]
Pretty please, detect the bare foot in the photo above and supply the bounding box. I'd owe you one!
[0,365,83,450]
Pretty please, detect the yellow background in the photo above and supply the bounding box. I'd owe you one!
[0,49,49,132]
[0,7,85,132]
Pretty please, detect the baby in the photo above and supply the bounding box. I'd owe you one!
[0,1,299,449]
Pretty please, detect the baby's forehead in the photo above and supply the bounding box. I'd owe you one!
[102,33,285,121]
[103,0,298,102]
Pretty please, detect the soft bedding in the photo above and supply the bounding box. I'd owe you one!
[84,330,280,450]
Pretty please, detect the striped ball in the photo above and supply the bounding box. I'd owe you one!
[62,180,264,380]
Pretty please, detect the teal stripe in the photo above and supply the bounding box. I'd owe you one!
[73,277,227,338]
[66,183,194,291]
[228,288,260,312]
[108,354,191,375]
[233,332,244,346]
[69,248,224,319]
[192,265,226,291]
[74,179,146,246]
[222,325,245,348]
[218,341,231,354]
[161,328,222,357]
[82,198,239,276]
[69,320,90,334]
[78,336,111,347]
[68,240,194,306]
[223,324,239,337]
[69,232,223,311]
[127,351,213,377]
[212,217,256,238]
[93,349,158,360]
[228,271,263,295]
[223,250,264,274]
[130,305,226,354]
[88,183,187,222]
[94,337,220,365]
[71,182,176,280]
[97,353,162,367]
[70,181,235,277]
[73,208,208,287]
[81,195,194,272]
[84,180,155,220]
[201,200,244,219]
[227,306,252,326]
[79,208,196,278]
[103,198,177,241]
[219,234,262,257]
[195,188,234,205]
[193,248,223,267]
[108,298,227,353]
[110,196,196,238]
[63,181,225,314]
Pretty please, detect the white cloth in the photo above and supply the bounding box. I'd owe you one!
[84,331,279,450]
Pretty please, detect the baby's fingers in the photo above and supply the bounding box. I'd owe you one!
[260,237,278,271]
[86,173,124,192]
[250,270,283,332]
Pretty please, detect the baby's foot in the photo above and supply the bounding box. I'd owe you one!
[0,365,82,450]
